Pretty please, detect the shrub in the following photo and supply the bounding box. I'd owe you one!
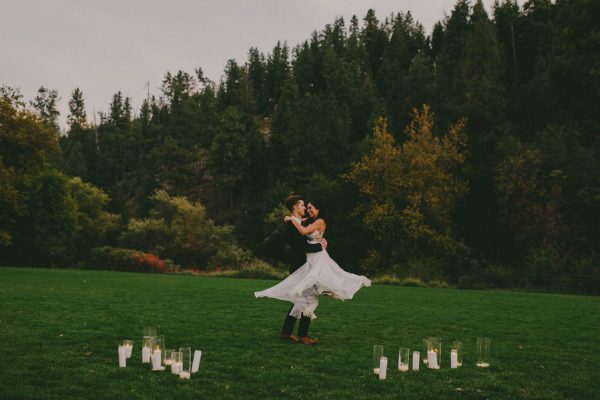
[482,263,514,289]
[118,190,251,269]
[385,257,447,281]
[372,274,448,288]
[232,260,286,280]
[90,246,179,273]
[456,274,487,290]
[118,218,171,255]
[569,255,600,295]
[521,250,600,294]
[210,244,254,270]
[68,177,120,258]
[522,248,562,289]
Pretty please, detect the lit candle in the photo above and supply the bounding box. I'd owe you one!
[412,351,420,371]
[427,350,439,369]
[450,349,458,369]
[378,356,388,380]
[179,371,191,380]
[398,358,409,372]
[118,346,127,368]
[151,350,164,371]
[373,367,380,374]
[142,346,151,363]
[191,350,202,373]
[122,342,133,358]
[171,362,181,374]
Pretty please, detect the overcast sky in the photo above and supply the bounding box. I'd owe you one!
[1,0,510,129]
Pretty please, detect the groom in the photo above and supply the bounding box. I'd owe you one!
[280,195,325,345]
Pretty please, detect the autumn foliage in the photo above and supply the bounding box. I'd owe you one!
[346,106,468,273]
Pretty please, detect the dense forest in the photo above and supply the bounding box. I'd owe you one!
[1,0,598,293]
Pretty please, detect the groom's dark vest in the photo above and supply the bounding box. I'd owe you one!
[286,219,322,273]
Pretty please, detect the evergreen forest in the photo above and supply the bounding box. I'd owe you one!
[1,0,598,293]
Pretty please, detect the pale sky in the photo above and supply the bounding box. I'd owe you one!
[1,0,507,129]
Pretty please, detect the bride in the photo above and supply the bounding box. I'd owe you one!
[255,200,371,324]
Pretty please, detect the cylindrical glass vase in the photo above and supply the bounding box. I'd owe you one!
[476,337,490,368]
[398,347,410,372]
[372,345,383,374]
[179,347,192,379]
[451,341,463,368]
[426,337,441,369]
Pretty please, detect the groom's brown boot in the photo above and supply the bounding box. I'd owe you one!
[299,336,319,345]
[280,334,299,342]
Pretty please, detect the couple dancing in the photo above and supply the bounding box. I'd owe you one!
[255,195,371,344]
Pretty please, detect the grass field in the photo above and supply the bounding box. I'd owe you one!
[1,267,599,399]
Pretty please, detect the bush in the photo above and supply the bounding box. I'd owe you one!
[90,246,179,273]
[522,248,562,289]
[521,250,600,294]
[482,263,514,289]
[569,256,600,295]
[177,260,286,280]
[232,260,286,280]
[118,190,251,269]
[209,243,254,270]
[372,274,448,288]
[456,274,487,290]
[385,257,447,281]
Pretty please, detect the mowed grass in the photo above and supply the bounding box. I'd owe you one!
[0,267,599,400]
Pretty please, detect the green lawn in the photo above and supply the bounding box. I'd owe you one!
[0,267,599,399]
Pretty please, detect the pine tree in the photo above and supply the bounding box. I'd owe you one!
[67,88,87,129]
[31,86,60,130]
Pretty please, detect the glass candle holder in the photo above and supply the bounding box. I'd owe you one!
[422,338,430,364]
[143,326,157,337]
[142,336,154,363]
[372,345,383,374]
[153,335,165,365]
[179,347,192,379]
[451,341,463,368]
[171,351,182,374]
[164,349,175,366]
[427,337,441,369]
[476,337,491,368]
[398,348,410,372]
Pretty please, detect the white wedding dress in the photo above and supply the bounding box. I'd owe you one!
[254,217,371,319]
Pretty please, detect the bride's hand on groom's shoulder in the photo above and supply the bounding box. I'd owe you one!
[284,216,292,222]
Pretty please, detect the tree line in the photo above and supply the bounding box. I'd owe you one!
[1,0,598,293]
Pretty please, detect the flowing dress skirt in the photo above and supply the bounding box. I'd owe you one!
[254,250,371,319]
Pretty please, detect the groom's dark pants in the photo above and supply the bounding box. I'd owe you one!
[281,305,311,337]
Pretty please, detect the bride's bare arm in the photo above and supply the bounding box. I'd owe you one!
[289,217,325,235]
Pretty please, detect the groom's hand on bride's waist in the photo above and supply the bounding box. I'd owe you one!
[319,238,328,249]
